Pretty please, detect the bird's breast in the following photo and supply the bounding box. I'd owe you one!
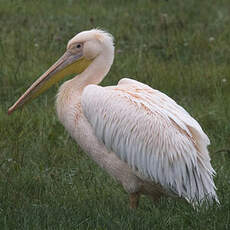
[56,82,83,136]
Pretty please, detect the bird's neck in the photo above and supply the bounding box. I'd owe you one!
[76,50,114,87]
[56,52,113,127]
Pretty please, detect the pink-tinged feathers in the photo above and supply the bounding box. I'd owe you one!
[53,29,218,206]
[81,78,218,204]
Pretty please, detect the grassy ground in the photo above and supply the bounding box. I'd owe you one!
[0,0,230,229]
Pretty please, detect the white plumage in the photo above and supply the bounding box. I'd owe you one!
[8,29,219,208]
[82,78,217,203]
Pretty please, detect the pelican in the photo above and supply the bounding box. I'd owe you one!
[8,29,219,208]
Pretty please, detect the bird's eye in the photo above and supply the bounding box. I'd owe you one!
[76,44,81,48]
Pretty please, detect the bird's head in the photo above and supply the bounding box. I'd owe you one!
[8,29,114,115]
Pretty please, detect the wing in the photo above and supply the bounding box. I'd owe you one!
[81,78,218,203]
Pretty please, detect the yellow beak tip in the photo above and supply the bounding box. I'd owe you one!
[8,109,12,115]
[8,106,15,115]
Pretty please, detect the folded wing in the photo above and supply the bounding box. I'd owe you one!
[81,78,218,203]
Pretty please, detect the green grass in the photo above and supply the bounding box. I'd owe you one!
[0,0,230,229]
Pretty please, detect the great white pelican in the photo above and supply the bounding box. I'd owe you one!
[8,29,219,208]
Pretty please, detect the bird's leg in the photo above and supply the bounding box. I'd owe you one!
[129,192,140,209]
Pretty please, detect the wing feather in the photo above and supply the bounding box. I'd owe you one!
[81,78,218,203]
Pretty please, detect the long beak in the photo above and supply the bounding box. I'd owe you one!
[8,50,91,115]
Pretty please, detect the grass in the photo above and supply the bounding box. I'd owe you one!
[0,0,230,229]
